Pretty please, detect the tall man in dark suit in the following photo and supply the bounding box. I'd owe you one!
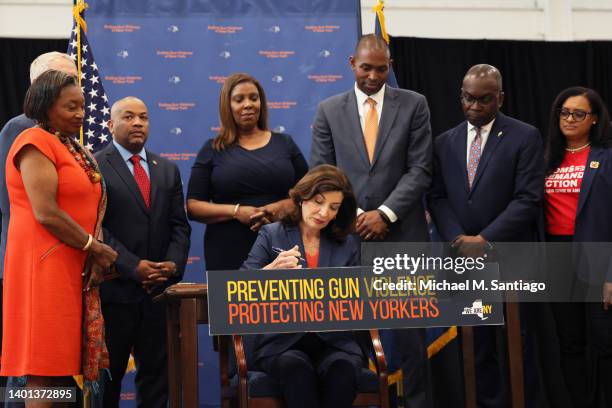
[97,96,191,408]
[428,64,544,407]
[311,34,433,408]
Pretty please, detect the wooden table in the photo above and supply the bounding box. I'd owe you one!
[154,283,208,408]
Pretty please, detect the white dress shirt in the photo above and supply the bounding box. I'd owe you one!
[353,83,397,223]
[354,82,385,134]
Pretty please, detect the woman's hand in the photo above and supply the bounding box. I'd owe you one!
[89,239,118,269]
[84,262,106,291]
[235,205,271,231]
[264,245,302,269]
[603,282,612,310]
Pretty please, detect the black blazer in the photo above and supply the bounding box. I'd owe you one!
[241,222,363,361]
[569,146,612,284]
[429,112,544,242]
[96,143,191,303]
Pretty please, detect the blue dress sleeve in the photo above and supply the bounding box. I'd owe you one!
[187,139,214,201]
[241,225,275,270]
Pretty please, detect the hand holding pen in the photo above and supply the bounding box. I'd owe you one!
[264,245,304,269]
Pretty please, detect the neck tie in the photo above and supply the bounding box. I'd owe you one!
[467,127,482,189]
[364,97,378,163]
[130,154,150,208]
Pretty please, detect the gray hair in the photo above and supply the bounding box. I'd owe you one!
[29,52,74,83]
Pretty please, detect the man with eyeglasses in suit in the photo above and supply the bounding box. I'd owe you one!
[428,64,544,407]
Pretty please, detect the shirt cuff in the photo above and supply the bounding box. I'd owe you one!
[357,208,365,216]
[378,205,398,223]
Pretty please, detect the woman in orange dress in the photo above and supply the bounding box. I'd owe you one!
[0,70,117,401]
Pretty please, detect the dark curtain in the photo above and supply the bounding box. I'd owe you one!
[390,36,612,139]
[0,38,68,128]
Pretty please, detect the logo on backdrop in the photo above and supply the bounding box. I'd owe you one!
[104,24,141,33]
[117,50,129,58]
[157,102,196,111]
[219,51,231,59]
[318,50,331,58]
[259,50,295,59]
[207,25,244,34]
[268,101,297,110]
[169,76,181,84]
[268,25,281,33]
[271,75,284,83]
[167,25,180,33]
[273,125,286,133]
[157,50,194,59]
[308,74,343,83]
[170,127,183,135]
[105,76,143,85]
[305,25,340,33]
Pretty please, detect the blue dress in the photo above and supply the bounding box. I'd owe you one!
[187,133,307,270]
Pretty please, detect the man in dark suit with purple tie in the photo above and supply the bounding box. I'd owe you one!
[428,64,544,407]
[96,96,191,408]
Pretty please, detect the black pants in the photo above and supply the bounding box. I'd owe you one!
[257,333,362,408]
[101,297,168,408]
[548,234,612,408]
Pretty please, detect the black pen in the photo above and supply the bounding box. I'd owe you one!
[271,246,306,262]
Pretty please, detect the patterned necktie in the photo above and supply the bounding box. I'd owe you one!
[467,127,482,189]
[364,97,378,163]
[130,154,150,208]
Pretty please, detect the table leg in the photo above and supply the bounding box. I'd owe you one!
[506,302,525,408]
[180,298,199,407]
[462,326,477,408]
[166,301,181,408]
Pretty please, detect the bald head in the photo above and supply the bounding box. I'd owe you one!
[110,96,146,120]
[354,34,390,58]
[464,64,503,90]
[109,96,149,154]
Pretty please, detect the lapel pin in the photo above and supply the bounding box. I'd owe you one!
[590,161,599,169]
[497,131,503,138]
[152,160,158,165]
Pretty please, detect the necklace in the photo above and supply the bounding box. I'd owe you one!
[565,142,591,153]
[42,126,101,184]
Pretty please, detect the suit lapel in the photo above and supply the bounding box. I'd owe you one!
[469,115,505,195]
[343,91,371,168]
[576,146,604,217]
[371,88,399,167]
[147,150,159,210]
[105,145,149,215]
[452,122,469,193]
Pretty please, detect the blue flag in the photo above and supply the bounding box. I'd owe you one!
[68,2,112,153]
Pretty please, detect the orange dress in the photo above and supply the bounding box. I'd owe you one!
[1,128,101,376]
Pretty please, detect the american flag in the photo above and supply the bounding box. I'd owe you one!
[68,20,111,153]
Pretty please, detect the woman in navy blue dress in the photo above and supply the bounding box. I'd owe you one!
[187,73,308,270]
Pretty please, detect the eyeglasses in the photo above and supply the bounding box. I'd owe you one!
[558,108,593,122]
[460,92,497,106]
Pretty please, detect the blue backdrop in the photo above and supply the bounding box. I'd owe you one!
[85,1,361,405]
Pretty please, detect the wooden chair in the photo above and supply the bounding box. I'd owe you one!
[217,329,390,408]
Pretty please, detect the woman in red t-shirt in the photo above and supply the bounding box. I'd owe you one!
[544,86,612,407]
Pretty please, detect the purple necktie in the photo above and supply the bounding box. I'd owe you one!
[467,127,482,189]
